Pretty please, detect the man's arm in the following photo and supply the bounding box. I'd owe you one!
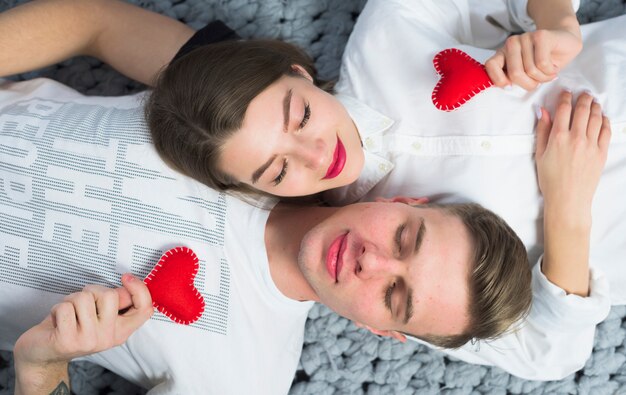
[13,274,153,395]
[0,0,194,85]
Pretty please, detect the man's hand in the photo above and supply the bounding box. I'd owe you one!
[485,28,582,90]
[13,274,153,394]
[535,91,611,296]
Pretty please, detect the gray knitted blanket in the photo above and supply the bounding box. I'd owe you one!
[1,0,626,394]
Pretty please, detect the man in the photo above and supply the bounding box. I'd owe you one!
[1,73,531,393]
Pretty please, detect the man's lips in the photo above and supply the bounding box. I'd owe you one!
[326,232,348,282]
[323,137,346,180]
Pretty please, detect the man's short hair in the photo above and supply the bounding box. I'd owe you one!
[414,203,532,349]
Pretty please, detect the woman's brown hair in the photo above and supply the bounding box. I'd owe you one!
[145,39,330,197]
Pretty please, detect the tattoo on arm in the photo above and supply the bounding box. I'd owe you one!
[49,381,70,395]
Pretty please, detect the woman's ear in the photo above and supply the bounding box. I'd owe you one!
[291,64,314,82]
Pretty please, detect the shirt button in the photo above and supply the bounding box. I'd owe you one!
[365,137,376,150]
[378,163,389,172]
[481,140,492,150]
[412,142,422,151]
[622,127,626,135]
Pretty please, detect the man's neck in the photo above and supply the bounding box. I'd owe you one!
[264,203,338,302]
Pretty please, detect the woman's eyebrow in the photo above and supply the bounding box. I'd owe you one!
[252,154,277,184]
[283,88,293,132]
[251,89,292,184]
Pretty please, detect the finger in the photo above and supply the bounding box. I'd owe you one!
[485,51,511,87]
[115,274,153,341]
[50,302,78,336]
[116,287,133,311]
[89,286,120,329]
[65,292,98,336]
[571,92,594,138]
[534,106,551,158]
[552,90,574,133]
[531,30,557,77]
[598,115,612,152]
[121,274,153,312]
[503,37,538,90]
[520,34,553,83]
[586,100,603,142]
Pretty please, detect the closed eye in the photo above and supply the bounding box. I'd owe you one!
[384,281,396,312]
[273,159,288,185]
[395,223,406,255]
[299,103,311,129]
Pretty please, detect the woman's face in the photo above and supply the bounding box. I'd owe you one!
[219,71,364,197]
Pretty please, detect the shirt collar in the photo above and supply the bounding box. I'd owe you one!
[336,93,394,152]
[323,95,395,205]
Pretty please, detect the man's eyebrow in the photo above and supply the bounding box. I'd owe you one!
[251,154,277,184]
[403,219,425,325]
[403,287,414,325]
[414,218,426,257]
[283,88,293,132]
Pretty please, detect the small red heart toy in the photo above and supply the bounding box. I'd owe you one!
[144,246,205,325]
[431,48,494,111]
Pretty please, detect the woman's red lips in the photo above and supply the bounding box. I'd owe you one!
[326,233,348,282]
[323,137,346,180]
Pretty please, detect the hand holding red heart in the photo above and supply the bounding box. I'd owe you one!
[13,275,153,392]
[485,27,582,91]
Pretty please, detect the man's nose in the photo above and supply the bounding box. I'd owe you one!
[356,248,399,280]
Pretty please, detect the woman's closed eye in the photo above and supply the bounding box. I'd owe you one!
[299,103,311,129]
[273,158,288,185]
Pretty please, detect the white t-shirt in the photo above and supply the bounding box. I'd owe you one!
[327,0,625,381]
[0,78,313,394]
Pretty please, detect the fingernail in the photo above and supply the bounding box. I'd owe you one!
[551,76,559,82]
[123,273,135,282]
[534,105,543,120]
[563,87,572,93]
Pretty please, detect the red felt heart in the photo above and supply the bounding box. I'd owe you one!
[431,48,494,111]
[144,246,205,325]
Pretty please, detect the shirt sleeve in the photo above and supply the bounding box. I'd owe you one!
[362,0,580,50]
[503,0,581,32]
[431,260,611,381]
[172,20,241,62]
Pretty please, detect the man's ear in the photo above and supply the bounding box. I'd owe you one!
[374,196,429,206]
[354,322,407,343]
[291,64,314,82]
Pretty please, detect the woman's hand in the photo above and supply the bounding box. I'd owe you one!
[535,91,611,217]
[535,91,611,296]
[486,28,582,91]
[13,274,153,394]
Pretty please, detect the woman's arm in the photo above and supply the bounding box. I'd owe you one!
[486,0,582,90]
[0,0,194,85]
[535,91,611,295]
[14,275,153,395]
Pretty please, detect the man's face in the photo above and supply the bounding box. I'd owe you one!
[298,202,473,339]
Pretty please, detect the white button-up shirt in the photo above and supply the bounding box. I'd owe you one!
[324,0,626,381]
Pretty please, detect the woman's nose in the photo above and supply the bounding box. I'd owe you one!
[293,138,326,171]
